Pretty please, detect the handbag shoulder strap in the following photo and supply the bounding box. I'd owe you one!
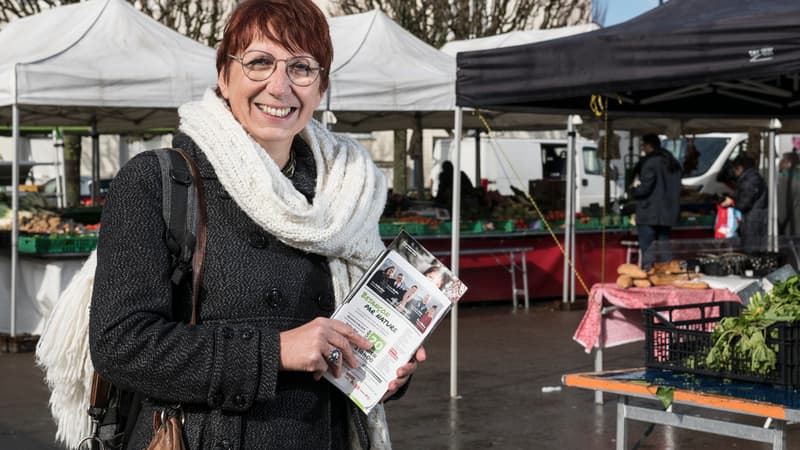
[90,147,207,410]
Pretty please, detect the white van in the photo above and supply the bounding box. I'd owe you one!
[431,137,624,208]
[661,133,748,196]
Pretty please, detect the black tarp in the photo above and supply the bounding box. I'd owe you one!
[456,0,800,118]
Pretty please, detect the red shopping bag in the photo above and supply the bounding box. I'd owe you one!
[714,204,741,239]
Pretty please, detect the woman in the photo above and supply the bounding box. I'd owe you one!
[89,1,422,448]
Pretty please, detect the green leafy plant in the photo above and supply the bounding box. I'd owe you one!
[705,275,800,377]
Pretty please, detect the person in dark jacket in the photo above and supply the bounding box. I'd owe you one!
[630,133,682,269]
[89,1,422,449]
[778,151,800,237]
[720,155,768,251]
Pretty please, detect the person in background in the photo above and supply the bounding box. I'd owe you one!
[89,1,422,448]
[720,155,768,251]
[778,151,800,236]
[435,161,482,216]
[682,138,700,176]
[630,133,682,269]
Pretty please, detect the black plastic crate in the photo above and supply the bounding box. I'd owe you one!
[644,301,800,388]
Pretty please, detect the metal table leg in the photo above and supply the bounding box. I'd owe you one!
[521,250,529,310]
[616,396,628,450]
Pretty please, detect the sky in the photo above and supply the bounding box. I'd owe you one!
[599,0,662,26]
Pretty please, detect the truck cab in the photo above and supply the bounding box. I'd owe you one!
[661,133,748,196]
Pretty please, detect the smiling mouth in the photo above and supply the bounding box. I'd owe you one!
[256,104,294,118]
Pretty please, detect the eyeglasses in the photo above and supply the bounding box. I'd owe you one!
[228,50,323,87]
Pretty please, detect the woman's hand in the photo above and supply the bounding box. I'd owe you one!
[381,346,426,402]
[279,317,371,380]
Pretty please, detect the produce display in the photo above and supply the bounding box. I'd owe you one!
[379,190,715,237]
[705,275,800,376]
[0,193,100,254]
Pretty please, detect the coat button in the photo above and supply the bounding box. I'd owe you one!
[241,329,253,340]
[247,231,268,248]
[210,393,223,407]
[316,294,334,313]
[268,288,281,307]
[233,394,246,406]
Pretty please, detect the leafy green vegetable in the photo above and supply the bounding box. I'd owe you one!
[705,275,800,377]
[656,386,675,409]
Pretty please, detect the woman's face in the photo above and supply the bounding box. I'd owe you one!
[219,37,322,154]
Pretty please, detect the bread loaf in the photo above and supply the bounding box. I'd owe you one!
[649,260,683,274]
[671,280,709,289]
[617,263,648,279]
[616,275,633,288]
[649,273,702,286]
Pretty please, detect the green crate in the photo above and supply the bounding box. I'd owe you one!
[18,235,97,254]
[426,221,451,235]
[499,220,515,232]
[379,222,403,236]
[399,222,426,235]
[380,222,426,236]
[19,236,49,253]
[75,235,98,252]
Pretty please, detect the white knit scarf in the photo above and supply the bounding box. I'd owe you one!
[179,89,391,449]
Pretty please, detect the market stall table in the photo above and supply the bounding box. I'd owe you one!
[432,246,533,310]
[563,368,799,450]
[573,283,741,403]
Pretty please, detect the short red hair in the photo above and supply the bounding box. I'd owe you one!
[216,0,332,93]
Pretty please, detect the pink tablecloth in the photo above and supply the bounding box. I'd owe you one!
[573,283,741,353]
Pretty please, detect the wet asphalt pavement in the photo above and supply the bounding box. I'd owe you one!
[1,302,798,449]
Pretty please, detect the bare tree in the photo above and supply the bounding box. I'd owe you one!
[330,0,592,48]
[0,0,234,46]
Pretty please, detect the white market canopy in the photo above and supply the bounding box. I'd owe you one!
[322,9,456,131]
[323,9,576,132]
[0,0,217,133]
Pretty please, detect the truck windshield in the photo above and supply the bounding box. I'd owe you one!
[662,137,730,178]
[582,146,602,175]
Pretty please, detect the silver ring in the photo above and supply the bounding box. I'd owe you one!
[327,348,341,364]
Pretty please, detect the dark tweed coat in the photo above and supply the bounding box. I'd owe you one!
[89,133,370,450]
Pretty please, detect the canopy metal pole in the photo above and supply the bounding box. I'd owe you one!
[569,117,577,304]
[53,129,65,208]
[563,117,575,304]
[91,119,100,206]
[10,103,19,337]
[767,121,778,252]
[450,107,463,399]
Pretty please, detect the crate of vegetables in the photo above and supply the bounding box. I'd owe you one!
[643,278,800,387]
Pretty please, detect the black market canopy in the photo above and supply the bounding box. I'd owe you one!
[456,0,800,119]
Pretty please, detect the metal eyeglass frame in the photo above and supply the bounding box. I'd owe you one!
[227,51,324,87]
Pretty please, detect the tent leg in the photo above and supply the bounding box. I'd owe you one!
[10,104,19,337]
[450,107,463,399]
[563,118,574,305]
